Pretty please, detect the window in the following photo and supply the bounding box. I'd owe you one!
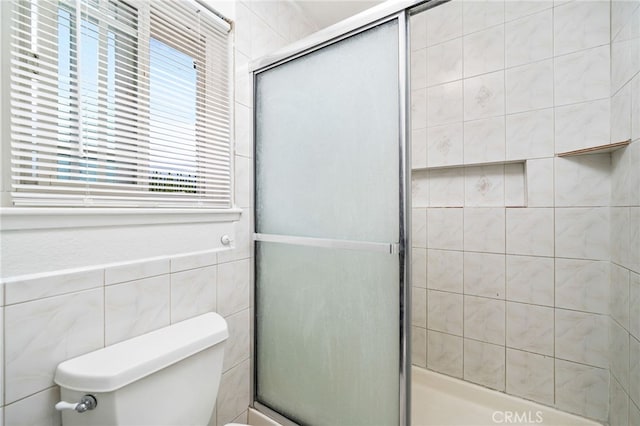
[9,0,232,208]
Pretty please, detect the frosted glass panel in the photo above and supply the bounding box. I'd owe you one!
[256,242,400,425]
[255,21,399,243]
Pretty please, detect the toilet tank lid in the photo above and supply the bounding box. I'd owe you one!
[54,312,228,393]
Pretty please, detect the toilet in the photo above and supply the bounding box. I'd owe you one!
[54,312,241,426]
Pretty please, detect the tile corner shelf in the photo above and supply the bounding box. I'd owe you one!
[555,140,631,157]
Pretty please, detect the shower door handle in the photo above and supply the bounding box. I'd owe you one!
[254,233,400,255]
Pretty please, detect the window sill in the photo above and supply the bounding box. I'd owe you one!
[0,207,243,231]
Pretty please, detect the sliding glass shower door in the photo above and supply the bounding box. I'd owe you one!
[253,17,408,426]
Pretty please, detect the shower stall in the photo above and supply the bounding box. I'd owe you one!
[251,7,411,425]
[251,0,636,424]
[251,3,417,424]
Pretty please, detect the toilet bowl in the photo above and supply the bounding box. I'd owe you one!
[54,312,244,426]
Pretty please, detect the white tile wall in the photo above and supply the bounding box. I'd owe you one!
[554,46,610,106]
[411,47,428,89]
[505,164,526,207]
[607,1,640,422]
[412,208,427,248]
[555,359,609,421]
[427,331,463,378]
[425,0,463,46]
[463,118,505,164]
[412,87,428,130]
[463,339,505,391]
[505,59,554,114]
[105,275,171,345]
[506,302,554,356]
[553,1,610,56]
[505,0,552,22]
[427,249,463,293]
[611,377,630,426]
[217,259,250,318]
[216,359,251,426]
[427,290,463,336]
[427,208,463,250]
[429,168,464,207]
[413,287,427,328]
[412,326,427,368]
[463,71,505,121]
[610,7,640,94]
[611,263,631,329]
[554,155,611,207]
[170,265,217,323]
[632,402,640,426]
[610,318,630,391]
[170,251,217,273]
[412,128,428,169]
[0,308,3,407]
[426,38,462,86]
[506,255,554,306]
[413,248,428,288]
[462,0,504,35]
[4,387,61,426]
[411,0,638,420]
[555,309,609,368]
[505,9,552,68]
[105,258,170,285]
[631,336,640,406]
[412,171,430,207]
[427,81,463,127]
[525,158,554,207]
[611,0,640,41]
[426,123,464,167]
[554,99,611,153]
[555,259,609,314]
[4,269,103,305]
[224,309,251,372]
[555,207,610,260]
[464,165,505,206]
[463,208,505,253]
[506,348,554,405]
[463,252,505,298]
[5,290,104,403]
[463,25,504,78]
[464,296,505,345]
[505,108,554,160]
[611,83,633,143]
[505,208,554,256]
[633,76,640,141]
[631,272,640,339]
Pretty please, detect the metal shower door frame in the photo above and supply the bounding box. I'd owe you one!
[248,2,443,423]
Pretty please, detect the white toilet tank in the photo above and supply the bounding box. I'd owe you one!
[54,312,228,426]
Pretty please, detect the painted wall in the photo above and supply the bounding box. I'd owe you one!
[410,0,639,423]
[0,1,318,425]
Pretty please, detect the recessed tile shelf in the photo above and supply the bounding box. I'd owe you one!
[412,161,527,208]
[555,139,631,157]
[413,159,526,172]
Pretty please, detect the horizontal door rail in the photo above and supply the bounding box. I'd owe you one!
[254,233,400,255]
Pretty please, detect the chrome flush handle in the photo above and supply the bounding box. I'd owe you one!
[55,395,98,413]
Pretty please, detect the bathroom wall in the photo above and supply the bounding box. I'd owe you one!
[409,0,634,422]
[608,1,640,425]
[0,2,318,425]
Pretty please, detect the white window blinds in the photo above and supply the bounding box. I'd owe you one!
[9,0,232,208]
